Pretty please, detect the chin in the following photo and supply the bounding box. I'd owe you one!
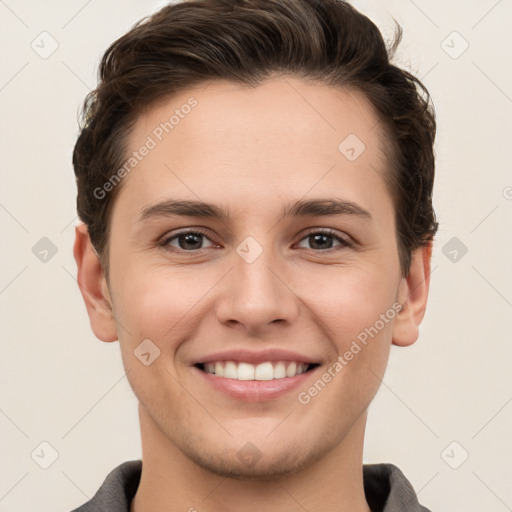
[179,434,328,480]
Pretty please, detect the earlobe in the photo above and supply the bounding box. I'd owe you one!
[392,242,433,347]
[73,223,118,342]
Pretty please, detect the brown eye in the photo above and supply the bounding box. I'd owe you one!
[161,230,215,252]
[296,230,352,251]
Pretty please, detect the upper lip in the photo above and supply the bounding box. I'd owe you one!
[192,348,321,366]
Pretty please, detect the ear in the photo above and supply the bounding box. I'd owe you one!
[73,223,118,342]
[392,242,433,347]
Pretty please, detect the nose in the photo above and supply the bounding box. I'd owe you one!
[214,241,300,336]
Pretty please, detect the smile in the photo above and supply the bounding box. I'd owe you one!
[197,361,319,381]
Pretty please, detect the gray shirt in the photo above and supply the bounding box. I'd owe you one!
[70,460,432,512]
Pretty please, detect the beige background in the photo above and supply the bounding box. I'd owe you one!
[1,1,511,511]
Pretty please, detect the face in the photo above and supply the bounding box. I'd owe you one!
[79,76,427,479]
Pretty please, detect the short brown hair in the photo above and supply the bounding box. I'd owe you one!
[72,0,438,278]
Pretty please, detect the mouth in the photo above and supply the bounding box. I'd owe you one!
[195,360,320,381]
[191,349,323,401]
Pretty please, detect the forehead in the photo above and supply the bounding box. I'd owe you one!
[117,76,392,221]
[131,76,386,158]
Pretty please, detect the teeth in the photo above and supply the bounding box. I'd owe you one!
[214,362,224,377]
[224,361,237,379]
[274,361,286,379]
[237,362,255,380]
[202,361,311,380]
[286,362,297,377]
[254,362,273,381]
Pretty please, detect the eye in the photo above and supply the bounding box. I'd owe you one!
[159,228,352,254]
[296,229,352,251]
[160,229,216,252]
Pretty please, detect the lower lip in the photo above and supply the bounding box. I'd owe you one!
[193,365,319,402]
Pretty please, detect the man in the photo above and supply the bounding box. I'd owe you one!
[71,0,437,510]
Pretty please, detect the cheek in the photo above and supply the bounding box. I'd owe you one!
[300,263,399,344]
[112,265,222,349]
[112,252,400,347]
[295,268,397,420]
[110,268,209,409]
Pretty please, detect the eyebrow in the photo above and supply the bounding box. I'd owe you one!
[137,198,372,223]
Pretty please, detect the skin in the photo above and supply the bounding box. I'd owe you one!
[74,76,432,512]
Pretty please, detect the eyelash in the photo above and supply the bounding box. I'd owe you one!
[159,228,353,254]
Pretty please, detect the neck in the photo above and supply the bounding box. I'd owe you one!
[131,405,372,512]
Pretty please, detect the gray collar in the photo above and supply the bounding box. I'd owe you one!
[71,459,432,512]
